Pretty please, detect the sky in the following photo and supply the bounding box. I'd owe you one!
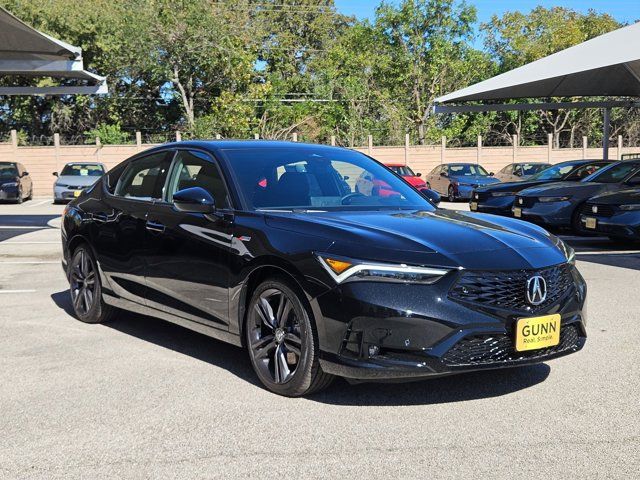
[334,0,640,46]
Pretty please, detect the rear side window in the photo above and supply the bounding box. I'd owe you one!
[115,152,170,201]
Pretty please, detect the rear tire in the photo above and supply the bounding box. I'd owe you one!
[245,276,334,396]
[68,244,116,324]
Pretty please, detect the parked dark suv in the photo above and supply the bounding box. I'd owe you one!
[61,141,586,396]
[0,161,33,203]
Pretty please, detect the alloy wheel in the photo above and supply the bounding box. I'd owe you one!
[70,249,96,316]
[249,288,303,384]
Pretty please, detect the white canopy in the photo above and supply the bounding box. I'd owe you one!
[436,21,640,103]
[0,6,108,95]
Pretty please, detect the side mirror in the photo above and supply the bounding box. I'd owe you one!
[489,172,495,177]
[53,172,58,177]
[441,172,448,178]
[343,175,349,181]
[22,171,29,177]
[420,188,441,206]
[173,187,216,214]
[416,172,422,177]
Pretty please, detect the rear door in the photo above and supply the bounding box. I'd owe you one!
[89,151,171,305]
[142,149,233,330]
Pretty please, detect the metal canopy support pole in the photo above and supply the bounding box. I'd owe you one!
[603,107,611,160]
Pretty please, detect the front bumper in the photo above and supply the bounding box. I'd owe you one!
[512,200,574,227]
[316,264,586,381]
[453,184,476,200]
[54,185,85,201]
[471,195,515,215]
[0,185,20,200]
[579,212,640,240]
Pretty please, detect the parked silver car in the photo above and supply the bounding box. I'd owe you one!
[53,162,105,203]
[494,162,549,182]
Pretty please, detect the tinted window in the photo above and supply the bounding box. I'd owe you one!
[115,152,170,200]
[586,162,640,184]
[389,166,415,176]
[521,164,548,175]
[565,163,606,181]
[531,163,579,180]
[60,164,105,176]
[222,147,431,211]
[448,164,489,176]
[0,163,18,178]
[166,150,230,207]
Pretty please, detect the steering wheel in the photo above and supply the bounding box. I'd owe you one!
[341,192,366,205]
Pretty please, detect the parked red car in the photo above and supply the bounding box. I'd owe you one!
[386,164,426,188]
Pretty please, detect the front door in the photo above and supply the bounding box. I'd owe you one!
[143,149,233,330]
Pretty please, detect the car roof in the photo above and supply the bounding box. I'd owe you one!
[145,140,349,156]
[512,162,547,165]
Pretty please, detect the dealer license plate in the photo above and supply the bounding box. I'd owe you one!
[515,314,561,352]
[513,207,522,218]
[470,202,478,211]
[585,217,597,229]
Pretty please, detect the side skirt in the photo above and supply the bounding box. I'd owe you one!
[103,294,243,347]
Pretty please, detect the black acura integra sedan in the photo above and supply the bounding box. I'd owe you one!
[61,141,586,396]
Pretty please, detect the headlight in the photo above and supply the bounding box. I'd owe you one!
[619,204,640,211]
[492,192,517,197]
[538,196,571,202]
[316,254,451,285]
[2,182,18,187]
[552,236,575,264]
[56,183,68,188]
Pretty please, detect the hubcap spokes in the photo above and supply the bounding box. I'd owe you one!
[251,289,303,384]
[70,250,95,316]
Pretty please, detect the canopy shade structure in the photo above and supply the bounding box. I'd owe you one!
[0,6,108,95]
[433,21,640,159]
[435,21,640,104]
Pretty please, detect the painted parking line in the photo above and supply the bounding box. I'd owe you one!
[0,226,56,230]
[0,289,36,294]
[577,250,640,255]
[27,199,53,207]
[0,261,60,264]
[0,241,60,244]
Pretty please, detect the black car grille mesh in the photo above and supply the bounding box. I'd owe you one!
[473,191,490,201]
[582,203,616,217]
[449,264,574,313]
[515,196,536,208]
[442,324,580,367]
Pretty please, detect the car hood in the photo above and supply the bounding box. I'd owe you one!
[475,179,550,193]
[56,175,100,187]
[265,209,568,270]
[518,181,605,198]
[588,189,640,205]
[403,176,426,187]
[451,175,500,185]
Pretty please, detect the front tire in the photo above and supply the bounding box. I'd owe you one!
[68,245,116,324]
[448,185,455,202]
[245,277,333,396]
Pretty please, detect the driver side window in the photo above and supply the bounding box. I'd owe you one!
[166,150,230,208]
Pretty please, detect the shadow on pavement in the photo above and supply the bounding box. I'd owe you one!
[0,214,60,242]
[52,289,551,405]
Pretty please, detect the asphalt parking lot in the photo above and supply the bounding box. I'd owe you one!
[1,199,639,479]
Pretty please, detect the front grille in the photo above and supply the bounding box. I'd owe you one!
[474,190,490,201]
[449,264,574,313]
[515,196,536,208]
[583,203,616,217]
[442,324,580,367]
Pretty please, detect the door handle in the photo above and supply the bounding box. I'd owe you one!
[145,220,165,233]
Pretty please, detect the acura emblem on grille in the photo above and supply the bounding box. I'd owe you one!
[592,205,598,213]
[526,275,547,306]
[519,198,523,205]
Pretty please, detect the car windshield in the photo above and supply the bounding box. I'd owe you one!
[0,163,18,178]
[389,165,415,176]
[449,164,488,176]
[530,163,579,180]
[60,164,104,176]
[521,164,549,175]
[223,147,432,211]
[584,162,640,183]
